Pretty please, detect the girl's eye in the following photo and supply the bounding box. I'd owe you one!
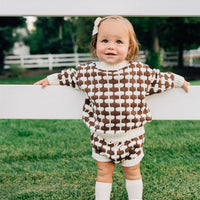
[116,40,122,44]
[102,39,108,43]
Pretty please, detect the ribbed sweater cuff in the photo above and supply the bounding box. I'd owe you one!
[173,74,185,88]
[47,73,60,85]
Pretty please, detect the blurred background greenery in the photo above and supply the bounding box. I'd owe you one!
[1,16,200,77]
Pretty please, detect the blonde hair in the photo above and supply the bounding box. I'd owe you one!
[90,16,140,61]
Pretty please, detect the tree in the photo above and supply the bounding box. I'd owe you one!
[75,17,95,52]
[0,17,25,75]
[27,17,75,54]
[160,17,200,68]
[27,17,95,54]
[129,17,200,68]
[129,17,168,68]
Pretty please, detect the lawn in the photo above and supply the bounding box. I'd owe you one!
[0,75,47,85]
[0,76,199,199]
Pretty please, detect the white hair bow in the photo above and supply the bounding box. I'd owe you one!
[92,17,102,35]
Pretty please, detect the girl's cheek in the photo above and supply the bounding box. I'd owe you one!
[96,45,104,53]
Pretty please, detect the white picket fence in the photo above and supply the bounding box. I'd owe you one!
[162,49,200,67]
[4,51,146,70]
[4,51,146,71]
[4,50,200,70]
[4,53,95,71]
[184,49,200,67]
[4,52,147,70]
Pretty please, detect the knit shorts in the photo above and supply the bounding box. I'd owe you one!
[91,127,145,167]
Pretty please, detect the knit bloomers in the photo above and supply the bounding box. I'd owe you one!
[91,126,145,167]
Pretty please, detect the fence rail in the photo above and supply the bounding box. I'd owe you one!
[0,85,199,120]
[162,49,200,67]
[183,49,200,67]
[4,50,200,70]
[4,53,95,71]
[4,51,146,70]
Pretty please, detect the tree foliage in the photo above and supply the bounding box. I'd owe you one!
[27,17,95,54]
[130,17,200,68]
[0,17,25,75]
[160,17,200,67]
[27,17,73,54]
[27,16,200,68]
[75,17,95,52]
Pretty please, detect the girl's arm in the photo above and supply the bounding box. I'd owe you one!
[34,78,50,88]
[182,80,190,93]
[146,65,189,95]
[34,67,81,89]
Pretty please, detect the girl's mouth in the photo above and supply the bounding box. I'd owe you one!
[106,53,116,56]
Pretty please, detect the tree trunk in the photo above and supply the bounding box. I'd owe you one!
[0,52,5,75]
[178,40,184,68]
[152,27,160,53]
[176,17,184,68]
[68,20,76,53]
[59,24,63,40]
[149,26,161,68]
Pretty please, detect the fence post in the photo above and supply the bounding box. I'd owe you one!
[74,45,79,66]
[20,55,24,68]
[189,50,193,67]
[48,54,53,70]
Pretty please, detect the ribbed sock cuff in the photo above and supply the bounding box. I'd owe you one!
[126,179,143,200]
[95,181,112,200]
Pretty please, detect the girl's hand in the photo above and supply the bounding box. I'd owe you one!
[34,78,49,88]
[182,80,190,93]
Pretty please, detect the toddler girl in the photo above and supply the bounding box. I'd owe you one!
[34,16,189,200]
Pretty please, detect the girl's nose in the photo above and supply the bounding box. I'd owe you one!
[107,43,114,50]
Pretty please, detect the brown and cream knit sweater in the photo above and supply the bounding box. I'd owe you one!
[47,61,184,135]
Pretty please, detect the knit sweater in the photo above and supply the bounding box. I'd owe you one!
[47,61,184,135]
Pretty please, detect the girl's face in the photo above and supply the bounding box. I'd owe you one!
[96,20,130,65]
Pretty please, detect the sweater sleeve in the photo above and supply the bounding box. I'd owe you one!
[146,65,185,95]
[47,67,81,90]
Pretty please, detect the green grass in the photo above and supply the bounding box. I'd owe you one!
[0,75,46,85]
[0,75,199,199]
[0,120,199,199]
[190,80,200,85]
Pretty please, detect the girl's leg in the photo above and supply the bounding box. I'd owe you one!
[122,163,141,180]
[95,161,115,200]
[122,163,143,200]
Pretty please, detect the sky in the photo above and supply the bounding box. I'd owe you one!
[24,16,37,31]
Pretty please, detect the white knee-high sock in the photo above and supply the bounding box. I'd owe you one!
[126,179,143,200]
[95,181,112,200]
